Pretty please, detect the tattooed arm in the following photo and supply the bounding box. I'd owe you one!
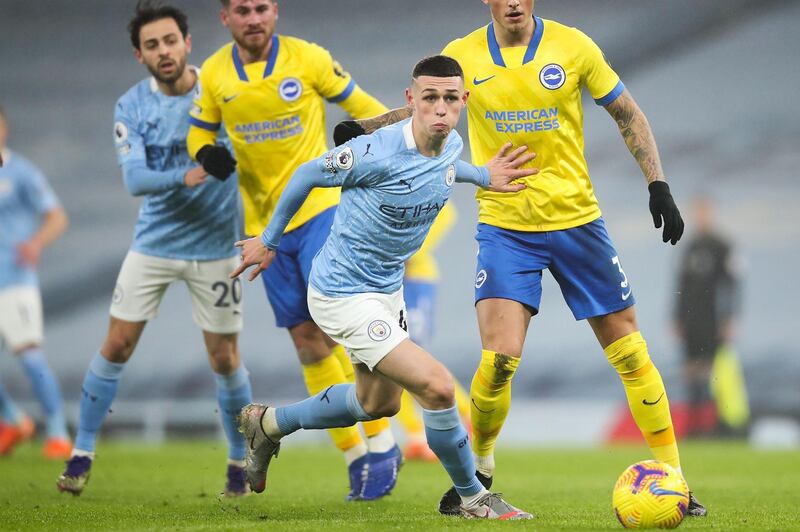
[356,106,413,133]
[607,89,685,244]
[605,89,665,184]
[333,106,413,146]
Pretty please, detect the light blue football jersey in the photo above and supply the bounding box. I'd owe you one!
[0,150,60,289]
[261,118,489,297]
[114,70,240,260]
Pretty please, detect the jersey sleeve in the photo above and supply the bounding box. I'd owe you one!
[308,42,356,103]
[573,29,625,106]
[316,136,376,188]
[188,64,222,132]
[113,95,146,167]
[21,162,59,214]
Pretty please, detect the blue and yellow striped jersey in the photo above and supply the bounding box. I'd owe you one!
[188,35,387,235]
[442,17,624,231]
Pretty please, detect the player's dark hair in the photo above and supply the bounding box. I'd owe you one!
[128,1,189,50]
[412,55,463,80]
[219,0,276,7]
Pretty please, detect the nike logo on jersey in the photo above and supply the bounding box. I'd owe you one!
[223,94,239,103]
[642,393,664,406]
[473,75,495,85]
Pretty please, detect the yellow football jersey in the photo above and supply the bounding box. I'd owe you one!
[188,35,387,235]
[442,17,624,232]
[405,202,457,282]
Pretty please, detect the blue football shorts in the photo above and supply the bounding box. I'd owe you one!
[261,206,336,328]
[474,217,635,320]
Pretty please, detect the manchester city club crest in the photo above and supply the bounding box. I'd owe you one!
[445,163,456,186]
[367,320,391,342]
[539,63,566,90]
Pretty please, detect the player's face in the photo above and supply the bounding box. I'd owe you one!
[134,17,191,84]
[483,0,535,34]
[221,0,278,55]
[407,76,469,140]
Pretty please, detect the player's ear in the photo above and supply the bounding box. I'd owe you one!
[405,87,414,110]
[185,33,192,54]
[133,47,144,65]
[462,89,470,106]
[219,8,229,28]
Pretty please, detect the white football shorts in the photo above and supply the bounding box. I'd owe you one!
[0,285,44,351]
[110,251,243,334]
[307,285,409,371]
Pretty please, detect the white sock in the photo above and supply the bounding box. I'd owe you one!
[460,487,490,508]
[474,454,495,478]
[343,442,368,466]
[227,458,246,468]
[366,428,396,453]
[71,449,95,460]
[259,407,282,441]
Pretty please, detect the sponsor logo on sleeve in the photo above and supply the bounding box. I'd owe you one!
[114,121,128,144]
[539,64,566,90]
[278,77,303,102]
[112,284,124,305]
[367,320,391,342]
[332,60,347,79]
[117,144,132,156]
[335,147,354,171]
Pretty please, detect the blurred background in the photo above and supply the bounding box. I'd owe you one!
[1,0,798,448]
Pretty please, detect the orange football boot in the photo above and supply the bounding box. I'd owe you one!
[0,415,35,455]
[43,437,72,460]
[403,438,438,462]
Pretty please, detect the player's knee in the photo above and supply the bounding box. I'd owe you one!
[417,371,455,410]
[101,335,136,363]
[605,331,649,375]
[361,396,401,419]
[481,332,524,357]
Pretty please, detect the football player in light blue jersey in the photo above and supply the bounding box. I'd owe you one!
[0,104,71,460]
[232,56,536,519]
[57,3,252,498]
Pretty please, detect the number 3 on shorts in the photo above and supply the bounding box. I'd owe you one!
[611,255,632,301]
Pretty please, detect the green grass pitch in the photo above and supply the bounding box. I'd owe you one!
[1,441,798,530]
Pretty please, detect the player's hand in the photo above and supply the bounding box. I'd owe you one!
[196,145,236,181]
[333,120,366,147]
[485,142,538,193]
[230,238,276,281]
[183,166,208,188]
[648,181,684,245]
[16,240,43,267]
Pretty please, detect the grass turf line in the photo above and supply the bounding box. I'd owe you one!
[1,441,798,530]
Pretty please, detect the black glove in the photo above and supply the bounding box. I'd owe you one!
[333,120,366,147]
[648,181,684,245]
[196,145,236,181]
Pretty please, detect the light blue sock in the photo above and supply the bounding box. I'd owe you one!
[75,351,125,452]
[0,380,24,424]
[424,406,483,497]
[19,347,67,438]
[215,364,252,461]
[276,384,372,436]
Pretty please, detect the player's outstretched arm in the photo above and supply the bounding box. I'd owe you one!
[605,89,684,244]
[333,106,412,146]
[454,143,538,192]
[229,160,331,281]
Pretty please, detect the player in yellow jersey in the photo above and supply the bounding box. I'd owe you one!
[336,0,706,517]
[186,0,399,501]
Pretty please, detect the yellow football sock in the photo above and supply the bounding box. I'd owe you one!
[301,356,363,451]
[470,349,520,457]
[454,380,472,430]
[329,344,390,438]
[606,332,681,471]
[397,390,425,436]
